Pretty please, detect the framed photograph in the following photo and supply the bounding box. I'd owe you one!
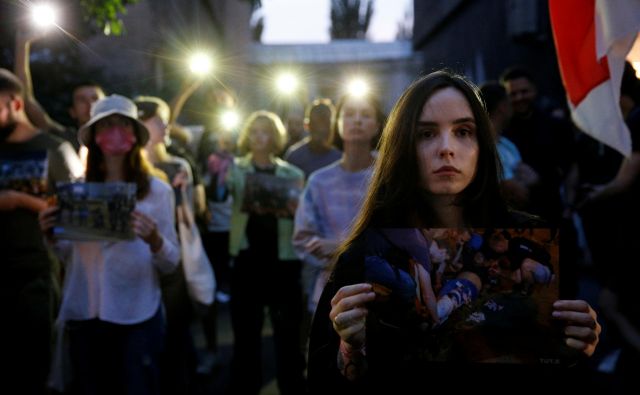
[53,182,137,241]
[241,172,302,218]
[364,227,576,365]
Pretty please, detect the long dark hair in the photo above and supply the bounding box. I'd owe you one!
[338,70,508,256]
[85,123,153,200]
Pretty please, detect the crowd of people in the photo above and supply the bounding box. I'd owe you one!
[3,25,640,395]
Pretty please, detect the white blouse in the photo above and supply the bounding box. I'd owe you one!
[55,177,180,324]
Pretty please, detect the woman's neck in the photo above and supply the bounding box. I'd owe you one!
[252,151,273,168]
[103,155,126,181]
[340,142,374,172]
[428,194,465,228]
[308,137,333,153]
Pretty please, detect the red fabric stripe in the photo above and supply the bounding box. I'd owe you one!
[549,0,610,106]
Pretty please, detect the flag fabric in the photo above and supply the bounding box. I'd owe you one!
[549,0,640,157]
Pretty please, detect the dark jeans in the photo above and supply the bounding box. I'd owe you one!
[3,274,53,395]
[201,230,231,351]
[229,250,306,395]
[160,266,196,395]
[67,307,164,395]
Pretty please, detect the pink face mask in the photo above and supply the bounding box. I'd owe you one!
[95,127,137,155]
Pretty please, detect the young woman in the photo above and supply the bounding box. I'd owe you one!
[307,71,601,394]
[40,95,179,395]
[293,92,384,315]
[227,110,306,395]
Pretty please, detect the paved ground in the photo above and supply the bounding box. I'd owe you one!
[193,302,280,395]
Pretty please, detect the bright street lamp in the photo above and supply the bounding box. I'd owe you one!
[275,72,299,96]
[31,3,58,29]
[220,110,240,131]
[189,52,213,75]
[346,77,370,98]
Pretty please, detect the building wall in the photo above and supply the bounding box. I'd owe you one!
[74,2,421,127]
[413,0,566,104]
[77,0,252,98]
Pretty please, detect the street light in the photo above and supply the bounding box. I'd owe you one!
[220,109,240,131]
[275,72,299,96]
[189,52,213,75]
[31,3,57,29]
[346,77,370,98]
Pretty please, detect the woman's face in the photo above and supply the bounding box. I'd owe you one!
[94,114,137,156]
[143,115,167,148]
[416,87,479,196]
[338,97,379,146]
[248,121,273,154]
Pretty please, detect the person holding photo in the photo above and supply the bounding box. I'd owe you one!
[0,68,82,395]
[293,91,384,316]
[226,110,306,395]
[39,95,179,395]
[307,70,601,394]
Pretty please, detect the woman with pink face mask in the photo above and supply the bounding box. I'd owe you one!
[39,95,180,395]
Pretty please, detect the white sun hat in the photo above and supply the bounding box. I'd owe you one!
[78,94,150,147]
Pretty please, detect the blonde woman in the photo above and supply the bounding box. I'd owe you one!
[227,111,306,395]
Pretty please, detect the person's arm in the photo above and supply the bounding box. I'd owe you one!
[194,183,206,216]
[292,181,336,268]
[14,28,65,133]
[131,181,180,273]
[330,283,376,380]
[585,152,640,204]
[169,77,204,125]
[0,190,47,212]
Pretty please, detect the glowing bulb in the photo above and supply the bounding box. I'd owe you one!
[276,72,298,95]
[220,110,240,130]
[31,4,57,29]
[347,78,370,98]
[189,53,213,75]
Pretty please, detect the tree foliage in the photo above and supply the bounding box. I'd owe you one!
[330,0,374,40]
[78,0,140,35]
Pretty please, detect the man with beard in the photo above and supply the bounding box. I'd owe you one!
[0,68,82,394]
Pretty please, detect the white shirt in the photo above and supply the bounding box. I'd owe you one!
[56,177,180,324]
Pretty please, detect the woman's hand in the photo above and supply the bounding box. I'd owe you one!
[552,299,601,357]
[305,236,339,258]
[131,210,163,252]
[329,283,376,350]
[171,170,189,192]
[38,205,60,242]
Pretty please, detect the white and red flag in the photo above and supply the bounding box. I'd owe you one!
[549,0,640,157]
